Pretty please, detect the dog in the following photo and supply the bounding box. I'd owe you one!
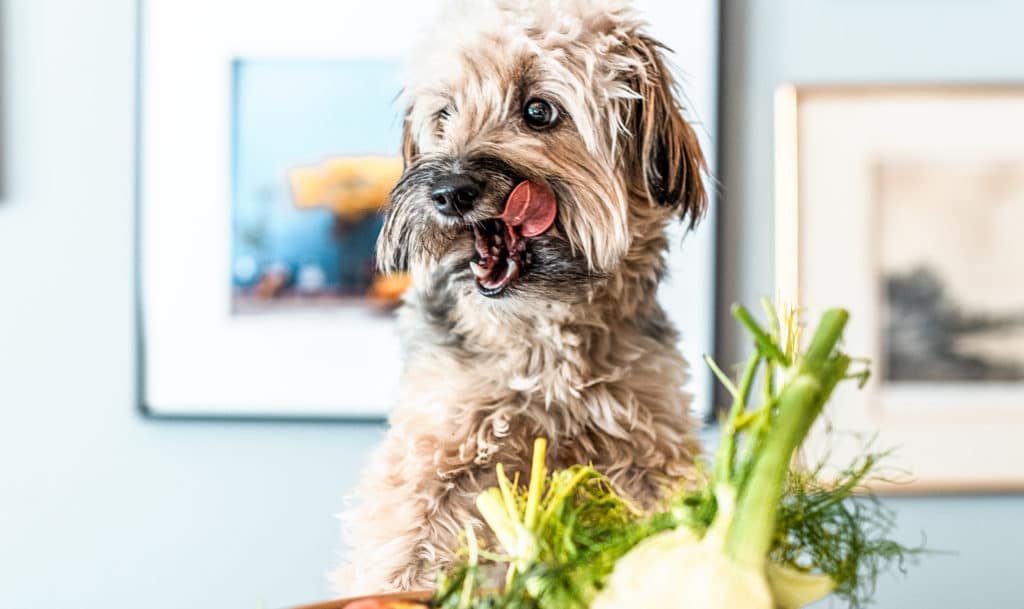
[333,0,708,595]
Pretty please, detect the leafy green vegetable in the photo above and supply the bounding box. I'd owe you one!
[435,438,657,609]
[435,301,920,609]
[774,449,917,609]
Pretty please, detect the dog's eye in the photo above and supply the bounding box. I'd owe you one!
[523,98,559,130]
[433,106,453,137]
[435,106,453,129]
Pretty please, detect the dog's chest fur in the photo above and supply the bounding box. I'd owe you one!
[332,233,700,588]
[335,232,702,595]
[408,271,691,447]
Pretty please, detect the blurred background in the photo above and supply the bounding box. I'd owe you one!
[2,1,1023,608]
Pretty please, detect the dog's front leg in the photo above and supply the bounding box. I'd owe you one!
[332,425,481,596]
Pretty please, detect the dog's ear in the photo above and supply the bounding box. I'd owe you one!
[401,108,419,168]
[628,36,708,228]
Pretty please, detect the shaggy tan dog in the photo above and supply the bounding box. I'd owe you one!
[334,0,708,594]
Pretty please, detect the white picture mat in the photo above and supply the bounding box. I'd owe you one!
[649,0,720,422]
[140,0,719,418]
[776,87,1024,490]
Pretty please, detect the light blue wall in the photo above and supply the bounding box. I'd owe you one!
[716,1,1024,607]
[1,1,1022,609]
[717,0,1024,366]
[0,2,384,608]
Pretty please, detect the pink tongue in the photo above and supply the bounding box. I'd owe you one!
[500,180,557,238]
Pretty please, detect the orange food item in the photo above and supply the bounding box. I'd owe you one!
[343,599,430,609]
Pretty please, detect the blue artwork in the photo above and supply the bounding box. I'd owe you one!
[230,58,405,311]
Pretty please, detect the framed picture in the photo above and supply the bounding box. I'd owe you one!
[775,84,1024,491]
[138,0,719,419]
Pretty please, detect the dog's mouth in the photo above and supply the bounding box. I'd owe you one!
[470,219,529,296]
[469,180,557,298]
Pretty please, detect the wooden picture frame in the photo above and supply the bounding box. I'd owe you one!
[775,84,1024,492]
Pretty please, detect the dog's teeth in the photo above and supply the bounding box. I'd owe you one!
[494,235,503,245]
[474,227,491,258]
[504,258,519,281]
[469,260,489,279]
[490,247,501,256]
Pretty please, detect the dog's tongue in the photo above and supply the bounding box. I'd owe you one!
[500,180,556,238]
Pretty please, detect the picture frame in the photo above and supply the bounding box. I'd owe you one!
[775,84,1024,492]
[137,0,720,419]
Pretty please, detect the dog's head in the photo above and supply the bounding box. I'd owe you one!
[378,0,707,308]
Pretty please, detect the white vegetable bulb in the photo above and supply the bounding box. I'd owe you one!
[590,480,834,609]
[765,561,835,609]
[591,527,773,609]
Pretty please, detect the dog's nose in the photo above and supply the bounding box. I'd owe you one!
[430,174,480,217]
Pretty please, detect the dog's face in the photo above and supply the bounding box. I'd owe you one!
[378,0,706,309]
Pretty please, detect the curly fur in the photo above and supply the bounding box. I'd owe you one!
[333,0,709,595]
